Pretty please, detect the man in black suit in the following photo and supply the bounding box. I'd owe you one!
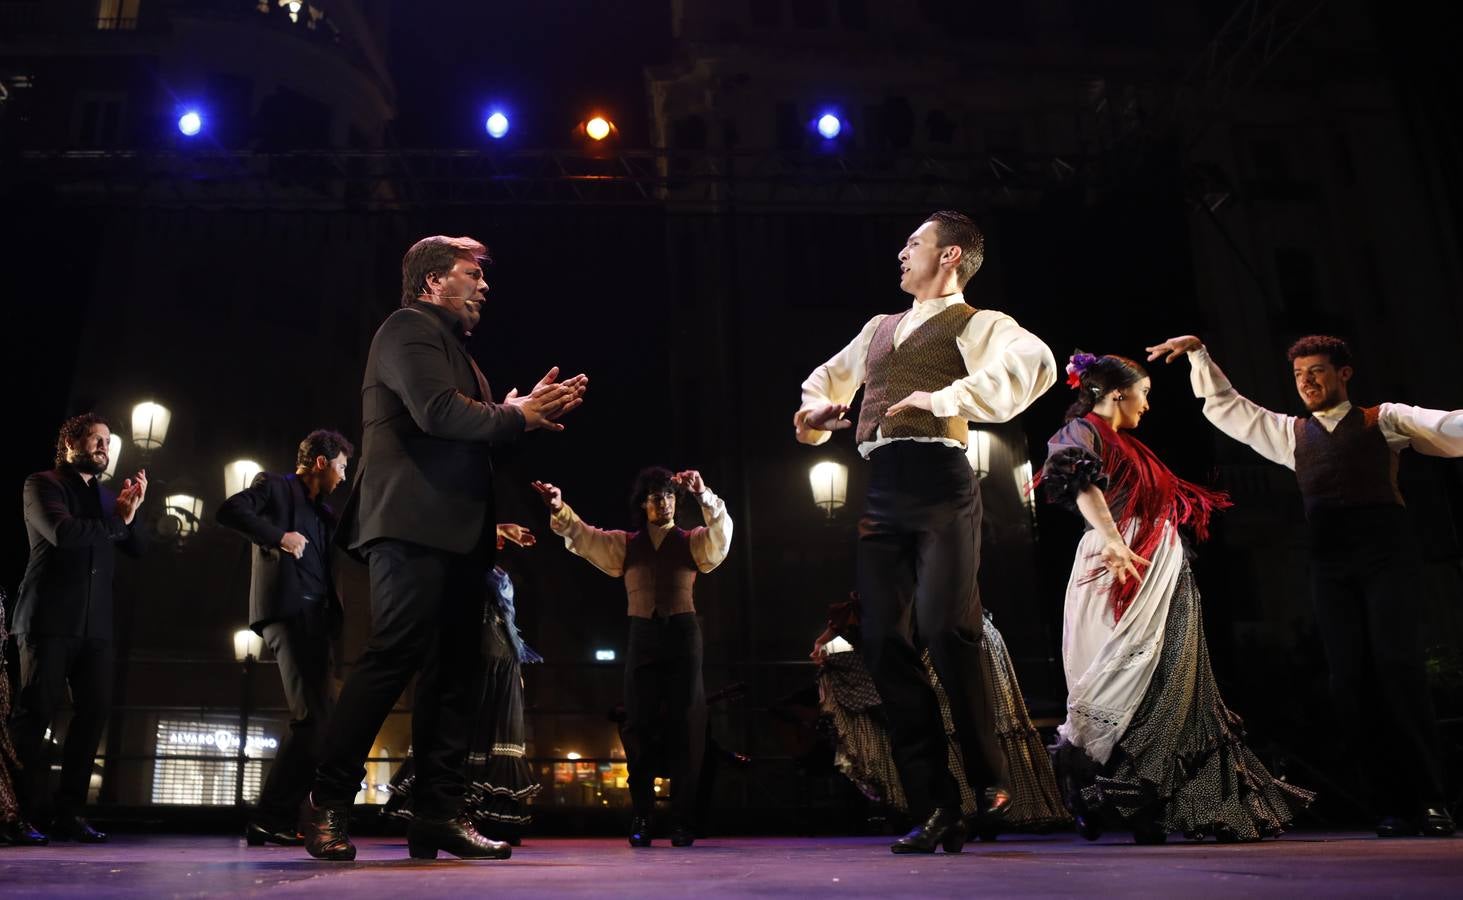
[217,429,354,847]
[11,413,147,843]
[302,235,587,861]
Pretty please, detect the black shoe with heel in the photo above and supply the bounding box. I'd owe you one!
[406,815,511,860]
[891,808,966,854]
[629,816,652,848]
[301,798,355,861]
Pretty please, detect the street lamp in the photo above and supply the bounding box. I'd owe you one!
[224,459,263,498]
[162,493,203,538]
[231,628,264,807]
[966,429,991,479]
[808,461,848,517]
[100,433,122,482]
[131,401,171,450]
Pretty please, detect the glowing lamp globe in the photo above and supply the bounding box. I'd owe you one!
[585,116,611,141]
[486,112,510,139]
[177,111,202,137]
[816,113,842,139]
[808,461,849,516]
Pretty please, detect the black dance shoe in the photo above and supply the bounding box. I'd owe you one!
[670,823,696,848]
[1421,808,1456,837]
[1074,814,1103,842]
[50,815,106,843]
[246,820,305,847]
[891,808,966,854]
[1376,815,1419,838]
[1131,821,1168,845]
[301,798,356,861]
[0,819,49,846]
[407,815,512,860]
[629,816,652,848]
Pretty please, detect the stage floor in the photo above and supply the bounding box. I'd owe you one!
[1,832,1460,897]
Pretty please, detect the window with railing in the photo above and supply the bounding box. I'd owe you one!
[96,0,140,31]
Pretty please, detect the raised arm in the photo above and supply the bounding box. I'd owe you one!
[533,480,629,577]
[1378,403,1463,458]
[675,470,733,573]
[1146,336,1297,469]
[794,316,883,444]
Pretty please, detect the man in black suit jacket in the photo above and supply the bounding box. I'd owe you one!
[302,235,586,862]
[217,429,354,847]
[12,413,147,843]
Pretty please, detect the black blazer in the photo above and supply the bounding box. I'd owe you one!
[339,304,524,557]
[16,466,144,639]
[216,471,342,634]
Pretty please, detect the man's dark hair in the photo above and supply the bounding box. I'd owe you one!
[296,429,354,470]
[1287,335,1352,370]
[400,235,490,307]
[55,412,109,468]
[628,466,678,529]
[924,210,985,287]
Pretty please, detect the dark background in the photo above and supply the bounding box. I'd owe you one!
[2,0,1461,829]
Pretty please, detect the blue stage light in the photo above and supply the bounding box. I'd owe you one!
[485,111,510,139]
[816,113,842,140]
[177,110,203,137]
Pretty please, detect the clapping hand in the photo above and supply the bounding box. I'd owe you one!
[505,367,590,432]
[116,469,148,525]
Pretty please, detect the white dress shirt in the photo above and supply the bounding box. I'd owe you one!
[798,293,1057,458]
[1185,346,1463,470]
[548,489,734,577]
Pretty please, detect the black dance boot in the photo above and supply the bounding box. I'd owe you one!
[891,808,966,854]
[246,819,305,847]
[629,816,652,848]
[1376,814,1419,838]
[0,819,49,846]
[670,821,696,848]
[50,814,106,843]
[1421,808,1456,837]
[301,796,356,861]
[407,815,511,860]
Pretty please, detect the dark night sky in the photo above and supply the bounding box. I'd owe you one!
[385,0,673,147]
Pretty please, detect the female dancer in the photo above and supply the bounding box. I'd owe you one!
[1041,352,1313,843]
[811,596,1070,838]
[386,524,542,844]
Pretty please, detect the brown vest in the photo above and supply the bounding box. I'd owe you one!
[1293,405,1404,516]
[855,304,977,445]
[623,527,698,618]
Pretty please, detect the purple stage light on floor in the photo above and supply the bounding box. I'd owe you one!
[816,113,842,140]
[486,111,510,139]
[177,110,203,137]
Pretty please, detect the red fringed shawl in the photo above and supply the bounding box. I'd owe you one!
[1081,413,1231,622]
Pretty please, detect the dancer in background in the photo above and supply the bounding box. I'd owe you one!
[811,595,1070,838]
[386,523,542,845]
[535,468,732,848]
[1148,333,1459,837]
[1041,351,1312,843]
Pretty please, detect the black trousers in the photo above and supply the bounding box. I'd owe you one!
[622,613,706,823]
[9,634,113,823]
[855,441,1006,821]
[312,540,484,819]
[257,602,335,827]
[1308,505,1447,811]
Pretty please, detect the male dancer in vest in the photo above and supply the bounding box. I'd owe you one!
[1147,333,1458,837]
[794,211,1056,853]
[533,468,732,848]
